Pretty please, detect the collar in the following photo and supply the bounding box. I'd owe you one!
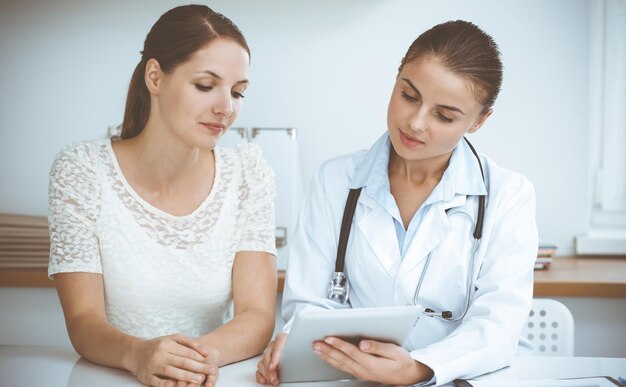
[349,133,390,192]
[442,137,488,198]
[348,133,488,201]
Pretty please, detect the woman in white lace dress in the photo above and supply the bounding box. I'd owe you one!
[48,5,277,387]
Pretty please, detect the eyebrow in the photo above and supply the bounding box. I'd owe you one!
[197,70,249,85]
[401,78,465,115]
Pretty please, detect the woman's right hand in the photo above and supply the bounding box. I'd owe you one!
[256,333,288,386]
[125,334,217,387]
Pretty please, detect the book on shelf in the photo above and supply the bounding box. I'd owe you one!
[535,239,557,270]
[534,257,553,270]
[0,213,50,270]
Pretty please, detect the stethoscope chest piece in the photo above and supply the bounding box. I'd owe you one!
[424,308,453,320]
[328,271,349,304]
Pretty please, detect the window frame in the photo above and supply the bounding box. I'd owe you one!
[576,0,626,254]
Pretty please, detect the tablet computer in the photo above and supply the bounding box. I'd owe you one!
[278,306,420,383]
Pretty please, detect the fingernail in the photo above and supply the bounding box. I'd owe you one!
[324,337,333,345]
[194,374,204,382]
[360,341,370,350]
[313,345,321,355]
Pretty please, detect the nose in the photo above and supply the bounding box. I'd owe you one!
[407,106,428,133]
[212,90,234,117]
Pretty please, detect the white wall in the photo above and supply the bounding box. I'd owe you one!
[554,297,626,358]
[0,287,71,347]
[0,0,591,255]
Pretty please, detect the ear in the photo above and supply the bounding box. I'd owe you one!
[144,58,163,95]
[467,109,493,134]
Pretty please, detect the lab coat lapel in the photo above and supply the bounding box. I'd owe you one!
[356,195,401,279]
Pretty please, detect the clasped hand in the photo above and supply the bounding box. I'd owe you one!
[126,334,219,387]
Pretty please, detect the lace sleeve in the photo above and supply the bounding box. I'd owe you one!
[235,143,277,256]
[48,142,103,277]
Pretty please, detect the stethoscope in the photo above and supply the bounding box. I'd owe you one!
[328,137,486,322]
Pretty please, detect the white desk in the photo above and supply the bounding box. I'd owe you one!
[0,345,624,386]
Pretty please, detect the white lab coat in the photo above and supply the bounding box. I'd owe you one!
[282,135,538,386]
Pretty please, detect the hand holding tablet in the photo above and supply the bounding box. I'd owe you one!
[260,306,420,384]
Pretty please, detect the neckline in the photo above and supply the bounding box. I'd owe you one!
[105,139,221,220]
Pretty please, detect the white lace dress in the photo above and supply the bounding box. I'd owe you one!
[48,139,276,339]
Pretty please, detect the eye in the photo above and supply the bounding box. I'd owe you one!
[195,84,213,92]
[231,91,245,99]
[401,91,419,103]
[436,111,453,123]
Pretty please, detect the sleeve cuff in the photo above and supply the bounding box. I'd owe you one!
[410,375,437,386]
[48,261,103,279]
[409,350,439,386]
[236,242,277,257]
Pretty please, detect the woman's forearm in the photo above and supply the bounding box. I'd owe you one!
[198,307,275,366]
[207,251,277,366]
[67,311,143,371]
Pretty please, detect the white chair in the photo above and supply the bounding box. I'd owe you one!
[521,298,574,356]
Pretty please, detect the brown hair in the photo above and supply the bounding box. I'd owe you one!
[399,20,503,114]
[121,5,250,139]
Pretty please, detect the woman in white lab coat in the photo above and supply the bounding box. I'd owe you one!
[257,20,538,386]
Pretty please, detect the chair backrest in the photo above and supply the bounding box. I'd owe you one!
[522,298,574,356]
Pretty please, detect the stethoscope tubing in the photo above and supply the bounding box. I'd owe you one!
[416,237,480,321]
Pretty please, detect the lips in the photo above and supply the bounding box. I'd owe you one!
[398,129,425,148]
[201,122,225,134]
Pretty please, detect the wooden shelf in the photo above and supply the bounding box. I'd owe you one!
[533,255,626,298]
[277,256,626,298]
[5,213,620,297]
[3,256,626,298]
[0,269,53,287]
[0,213,50,277]
[278,271,285,294]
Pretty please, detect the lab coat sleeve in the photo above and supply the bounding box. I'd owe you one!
[281,166,351,332]
[409,175,538,386]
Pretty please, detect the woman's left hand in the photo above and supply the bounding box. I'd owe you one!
[173,344,220,387]
[313,337,433,386]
